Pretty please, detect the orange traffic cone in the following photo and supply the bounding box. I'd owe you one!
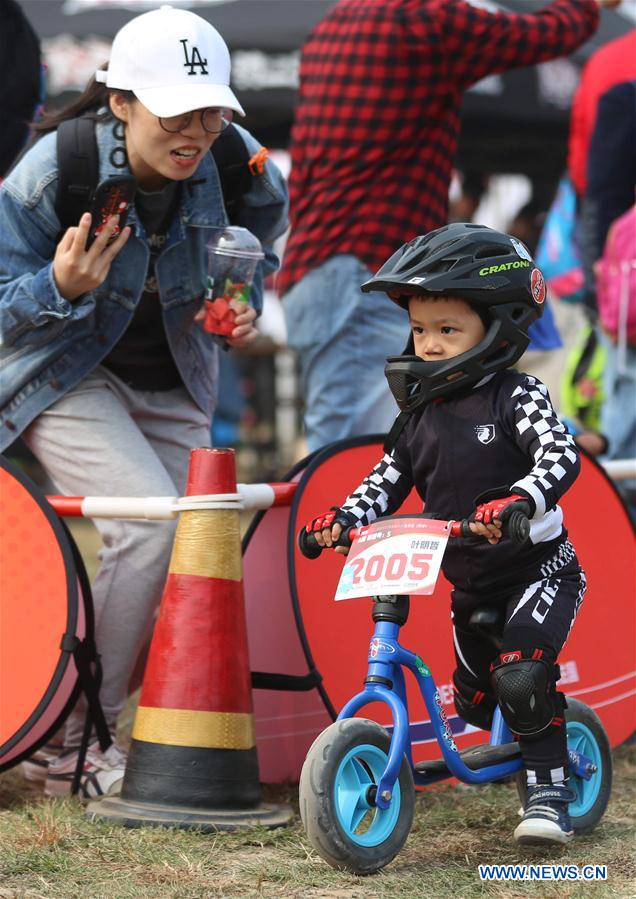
[87,448,291,830]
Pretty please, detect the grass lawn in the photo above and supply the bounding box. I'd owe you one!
[0,744,634,899]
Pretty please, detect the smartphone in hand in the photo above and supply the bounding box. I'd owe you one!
[86,175,137,249]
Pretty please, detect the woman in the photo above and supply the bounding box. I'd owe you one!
[0,5,288,797]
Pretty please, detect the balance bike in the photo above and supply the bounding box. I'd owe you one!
[297,514,612,874]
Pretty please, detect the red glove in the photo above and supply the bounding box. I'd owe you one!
[474,493,528,525]
[305,510,338,534]
[305,507,357,535]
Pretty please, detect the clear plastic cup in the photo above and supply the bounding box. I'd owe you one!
[203,226,264,337]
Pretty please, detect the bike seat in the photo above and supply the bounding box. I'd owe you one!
[468,606,506,638]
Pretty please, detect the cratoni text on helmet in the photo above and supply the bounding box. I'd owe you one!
[479,260,530,275]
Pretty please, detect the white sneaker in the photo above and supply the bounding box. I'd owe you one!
[45,741,127,799]
[21,741,63,784]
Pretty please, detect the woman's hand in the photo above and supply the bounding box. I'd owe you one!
[53,213,131,302]
[226,299,258,348]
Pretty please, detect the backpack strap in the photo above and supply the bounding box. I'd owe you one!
[55,117,99,232]
[210,123,253,222]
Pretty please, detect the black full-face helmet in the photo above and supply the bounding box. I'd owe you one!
[361,223,546,411]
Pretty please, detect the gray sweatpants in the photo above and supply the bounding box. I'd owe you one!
[23,366,211,747]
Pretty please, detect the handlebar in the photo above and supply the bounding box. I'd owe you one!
[297,505,531,559]
[297,525,359,559]
[448,506,531,544]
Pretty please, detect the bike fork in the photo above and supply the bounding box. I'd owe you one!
[338,619,411,809]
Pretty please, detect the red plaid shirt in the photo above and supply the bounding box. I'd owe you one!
[278,0,599,295]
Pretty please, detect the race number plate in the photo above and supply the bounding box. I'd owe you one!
[335,517,450,600]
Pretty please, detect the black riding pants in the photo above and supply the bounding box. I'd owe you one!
[451,546,585,785]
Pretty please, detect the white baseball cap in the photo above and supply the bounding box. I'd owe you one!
[95,5,245,118]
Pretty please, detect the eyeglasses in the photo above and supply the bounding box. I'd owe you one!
[159,108,232,134]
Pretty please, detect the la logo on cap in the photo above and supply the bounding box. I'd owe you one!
[180,39,208,76]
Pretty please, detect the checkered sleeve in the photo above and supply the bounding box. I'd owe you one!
[509,376,580,517]
[430,0,599,89]
[340,449,414,526]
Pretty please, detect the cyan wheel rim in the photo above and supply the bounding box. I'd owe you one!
[567,720,602,816]
[334,743,401,846]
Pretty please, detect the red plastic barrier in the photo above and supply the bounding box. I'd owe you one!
[243,463,332,782]
[3,440,633,783]
[0,457,90,772]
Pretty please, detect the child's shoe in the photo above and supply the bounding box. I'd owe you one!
[44,741,127,799]
[514,784,575,846]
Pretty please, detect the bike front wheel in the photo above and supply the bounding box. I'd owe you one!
[299,717,414,874]
[516,698,612,834]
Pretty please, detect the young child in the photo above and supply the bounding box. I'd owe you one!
[306,223,586,847]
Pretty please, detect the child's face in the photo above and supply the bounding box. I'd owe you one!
[408,295,487,361]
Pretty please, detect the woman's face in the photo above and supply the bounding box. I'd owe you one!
[109,94,220,190]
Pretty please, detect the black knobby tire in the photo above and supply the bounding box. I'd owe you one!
[516,698,612,834]
[299,718,415,874]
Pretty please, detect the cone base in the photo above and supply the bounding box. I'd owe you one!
[121,740,262,809]
[86,793,293,832]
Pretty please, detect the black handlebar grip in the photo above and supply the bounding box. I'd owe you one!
[507,510,531,544]
[297,528,323,559]
[457,511,530,543]
[297,526,357,559]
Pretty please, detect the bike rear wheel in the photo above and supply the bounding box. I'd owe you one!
[299,718,414,874]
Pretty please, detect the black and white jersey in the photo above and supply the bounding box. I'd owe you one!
[340,370,580,592]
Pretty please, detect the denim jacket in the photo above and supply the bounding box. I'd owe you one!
[0,117,288,450]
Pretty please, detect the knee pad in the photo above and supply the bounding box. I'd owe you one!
[491,655,558,737]
[452,670,496,731]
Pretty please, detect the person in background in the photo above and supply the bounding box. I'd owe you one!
[509,200,564,397]
[0,0,43,178]
[0,5,287,796]
[568,28,636,202]
[582,79,636,518]
[508,202,546,258]
[279,0,620,453]
[536,29,634,454]
[512,204,610,460]
[448,171,489,224]
[568,25,636,315]
[560,323,608,457]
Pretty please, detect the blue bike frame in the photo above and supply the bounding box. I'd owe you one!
[338,616,596,810]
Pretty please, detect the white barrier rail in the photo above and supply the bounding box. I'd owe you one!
[601,459,636,481]
[45,460,636,520]
[47,482,297,519]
